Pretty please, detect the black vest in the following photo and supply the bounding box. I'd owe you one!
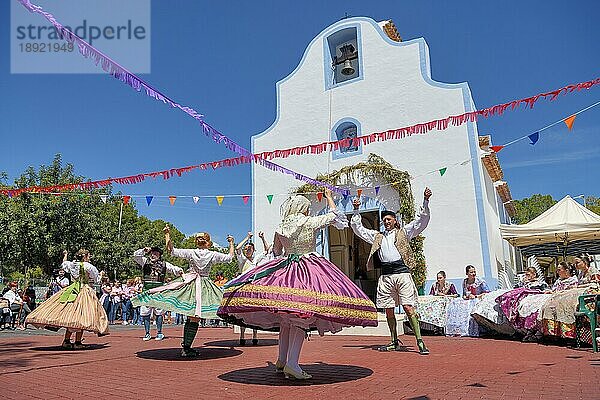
[143,260,167,283]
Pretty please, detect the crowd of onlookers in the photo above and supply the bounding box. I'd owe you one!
[0,282,36,330]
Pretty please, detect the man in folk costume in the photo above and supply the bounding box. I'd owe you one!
[350,188,432,354]
[132,247,184,341]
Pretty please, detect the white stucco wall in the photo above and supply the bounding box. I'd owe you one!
[252,17,503,288]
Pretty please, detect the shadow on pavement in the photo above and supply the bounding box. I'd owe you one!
[218,362,372,386]
[136,347,242,361]
[30,343,109,352]
[204,339,278,348]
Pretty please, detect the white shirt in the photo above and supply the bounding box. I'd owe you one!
[60,261,101,284]
[3,290,21,306]
[171,248,233,277]
[57,276,70,288]
[350,200,430,262]
[236,249,268,274]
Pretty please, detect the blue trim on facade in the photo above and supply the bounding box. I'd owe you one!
[330,117,363,160]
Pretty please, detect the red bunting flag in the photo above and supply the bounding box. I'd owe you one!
[242,195,249,204]
[123,195,131,205]
[169,196,176,205]
[490,145,504,153]
[316,192,323,202]
[563,115,576,130]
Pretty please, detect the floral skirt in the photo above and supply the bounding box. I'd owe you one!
[471,290,515,336]
[445,297,481,337]
[26,283,109,335]
[217,254,378,335]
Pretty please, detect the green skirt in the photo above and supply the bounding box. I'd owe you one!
[132,277,223,319]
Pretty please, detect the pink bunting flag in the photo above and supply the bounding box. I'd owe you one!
[242,195,250,204]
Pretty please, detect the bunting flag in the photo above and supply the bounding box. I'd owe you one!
[6,0,600,199]
[242,195,250,204]
[357,189,363,197]
[490,145,504,153]
[169,196,177,205]
[216,196,224,206]
[146,196,153,206]
[564,115,576,130]
[375,186,380,195]
[316,192,323,202]
[123,195,131,205]
[528,132,539,145]
[342,193,348,200]
[99,195,107,204]
[266,194,274,204]
[193,196,199,204]
[15,0,343,196]
[439,168,447,176]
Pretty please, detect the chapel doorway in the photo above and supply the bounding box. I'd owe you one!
[328,210,381,303]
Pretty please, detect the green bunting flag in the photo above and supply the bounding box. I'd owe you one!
[439,167,447,176]
[266,194,274,204]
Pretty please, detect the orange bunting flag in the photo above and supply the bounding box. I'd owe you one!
[123,195,131,205]
[242,195,250,204]
[169,196,176,205]
[357,189,363,198]
[216,196,224,206]
[490,145,504,153]
[563,115,576,131]
[267,194,274,204]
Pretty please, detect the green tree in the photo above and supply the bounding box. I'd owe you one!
[512,194,557,224]
[585,196,600,215]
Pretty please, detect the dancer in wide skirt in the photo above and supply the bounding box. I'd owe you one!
[26,249,108,349]
[133,226,234,357]
[219,189,378,380]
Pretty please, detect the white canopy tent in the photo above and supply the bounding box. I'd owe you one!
[500,196,600,256]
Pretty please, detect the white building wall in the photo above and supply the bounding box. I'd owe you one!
[252,17,501,288]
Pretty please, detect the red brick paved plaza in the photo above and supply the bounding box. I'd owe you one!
[0,327,597,400]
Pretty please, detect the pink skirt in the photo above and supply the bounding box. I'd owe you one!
[218,254,378,335]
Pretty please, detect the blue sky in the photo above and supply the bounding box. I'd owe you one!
[1,1,599,245]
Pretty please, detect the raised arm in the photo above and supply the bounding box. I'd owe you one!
[163,224,174,254]
[236,232,252,252]
[258,231,272,253]
[133,248,149,266]
[403,187,432,240]
[349,198,378,244]
[165,261,184,276]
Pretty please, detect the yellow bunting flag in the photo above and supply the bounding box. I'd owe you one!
[216,196,224,206]
[563,115,576,131]
[169,196,176,205]
[267,194,274,204]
